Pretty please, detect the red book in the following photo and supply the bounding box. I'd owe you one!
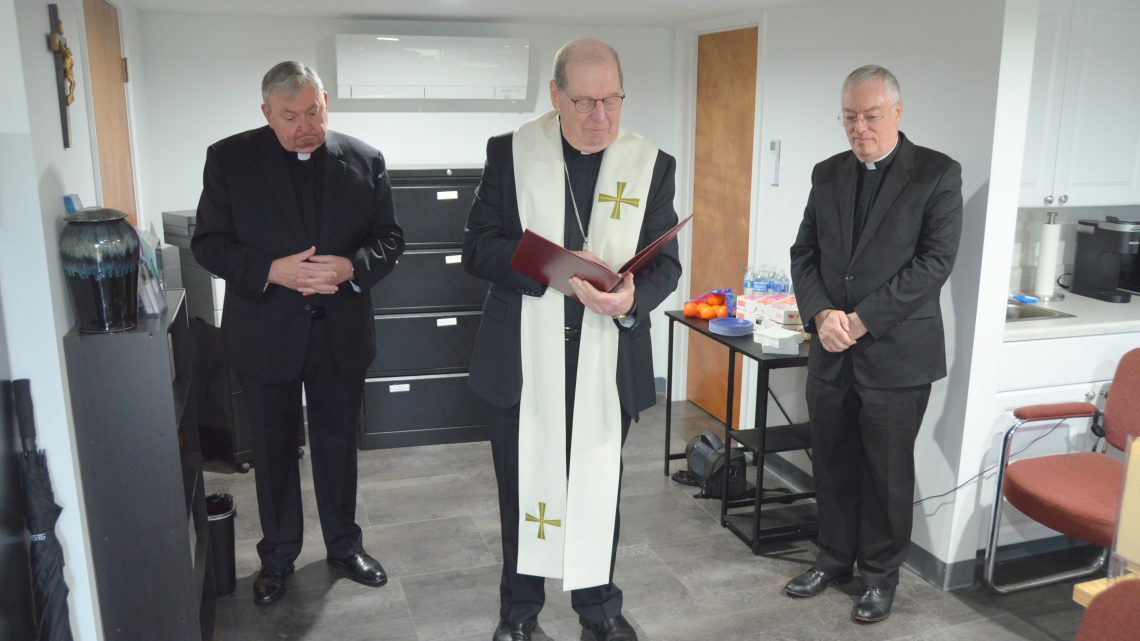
[509,214,693,301]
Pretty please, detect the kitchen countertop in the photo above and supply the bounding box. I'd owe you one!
[1003,291,1140,342]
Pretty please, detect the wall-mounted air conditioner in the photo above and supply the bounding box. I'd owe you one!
[335,35,529,100]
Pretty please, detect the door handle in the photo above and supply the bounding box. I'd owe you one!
[1044,195,1054,204]
[1059,195,1068,204]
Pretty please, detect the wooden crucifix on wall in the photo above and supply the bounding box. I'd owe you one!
[46,4,75,148]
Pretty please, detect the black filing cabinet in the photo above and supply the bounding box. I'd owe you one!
[362,168,491,449]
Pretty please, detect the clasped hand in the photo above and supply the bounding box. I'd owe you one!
[815,309,868,353]
[268,247,354,296]
[568,250,635,317]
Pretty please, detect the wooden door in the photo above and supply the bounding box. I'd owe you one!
[83,0,137,225]
[686,28,757,428]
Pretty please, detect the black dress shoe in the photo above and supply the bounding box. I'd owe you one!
[853,586,894,622]
[492,620,536,641]
[253,564,293,604]
[580,614,638,641]
[327,552,387,586]
[783,567,853,598]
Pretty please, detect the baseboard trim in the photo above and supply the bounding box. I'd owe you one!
[905,535,1095,591]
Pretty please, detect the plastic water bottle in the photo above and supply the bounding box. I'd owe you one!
[772,269,790,293]
[742,266,755,296]
[754,266,771,294]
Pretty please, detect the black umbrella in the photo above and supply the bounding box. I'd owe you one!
[13,379,74,641]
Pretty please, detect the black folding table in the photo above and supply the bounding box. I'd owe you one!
[663,310,818,552]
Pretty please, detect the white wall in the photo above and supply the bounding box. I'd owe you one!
[3,0,104,637]
[136,13,680,378]
[138,14,676,215]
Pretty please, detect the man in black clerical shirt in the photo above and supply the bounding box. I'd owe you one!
[787,65,962,622]
[464,39,681,641]
[192,61,404,605]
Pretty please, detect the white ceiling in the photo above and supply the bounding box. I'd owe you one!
[127,0,804,28]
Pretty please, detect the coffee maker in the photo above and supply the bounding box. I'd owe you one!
[1071,217,1140,303]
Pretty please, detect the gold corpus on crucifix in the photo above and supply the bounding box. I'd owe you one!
[598,182,640,220]
[525,502,562,540]
[46,4,75,148]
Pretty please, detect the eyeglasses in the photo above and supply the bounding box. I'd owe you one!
[838,103,898,128]
[568,95,625,113]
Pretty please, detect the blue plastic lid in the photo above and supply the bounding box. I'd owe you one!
[709,317,752,329]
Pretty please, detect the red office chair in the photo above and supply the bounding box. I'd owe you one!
[982,348,1140,594]
[1075,578,1140,641]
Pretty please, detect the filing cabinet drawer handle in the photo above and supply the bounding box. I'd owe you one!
[437,318,458,327]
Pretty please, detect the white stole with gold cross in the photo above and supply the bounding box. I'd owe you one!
[512,109,658,590]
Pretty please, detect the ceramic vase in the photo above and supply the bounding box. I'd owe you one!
[60,208,140,333]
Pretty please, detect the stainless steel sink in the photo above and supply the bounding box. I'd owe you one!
[1006,300,1076,322]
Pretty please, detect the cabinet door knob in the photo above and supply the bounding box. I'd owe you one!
[1044,195,1054,204]
[1059,195,1068,204]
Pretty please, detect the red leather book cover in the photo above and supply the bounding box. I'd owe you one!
[509,214,692,300]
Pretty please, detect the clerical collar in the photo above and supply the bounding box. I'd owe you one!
[561,133,602,157]
[863,138,899,170]
[297,152,311,161]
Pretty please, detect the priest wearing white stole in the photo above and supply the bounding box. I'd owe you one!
[462,39,681,641]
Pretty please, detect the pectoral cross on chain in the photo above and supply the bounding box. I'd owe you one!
[598,182,640,220]
[525,502,562,540]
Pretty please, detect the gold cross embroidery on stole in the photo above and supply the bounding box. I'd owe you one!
[598,182,641,220]
[525,502,562,540]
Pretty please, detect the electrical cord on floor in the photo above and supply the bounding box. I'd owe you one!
[912,420,1068,507]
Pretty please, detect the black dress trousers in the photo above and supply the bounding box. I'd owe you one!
[239,315,365,570]
[488,337,631,625]
[806,369,931,589]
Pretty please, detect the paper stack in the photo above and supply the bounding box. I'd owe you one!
[753,324,804,355]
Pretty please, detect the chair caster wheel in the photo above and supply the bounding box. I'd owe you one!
[297,448,305,459]
[238,462,252,474]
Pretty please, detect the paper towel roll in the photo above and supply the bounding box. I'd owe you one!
[1034,221,1061,296]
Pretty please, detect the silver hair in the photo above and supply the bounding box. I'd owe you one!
[842,65,901,104]
[261,61,324,109]
[552,38,623,91]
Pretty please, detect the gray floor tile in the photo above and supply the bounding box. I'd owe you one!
[212,578,416,641]
[361,516,497,579]
[898,578,1078,626]
[1008,600,1087,641]
[761,590,950,641]
[471,510,504,564]
[891,613,1050,640]
[360,469,500,526]
[616,490,722,548]
[400,564,508,641]
[649,532,813,598]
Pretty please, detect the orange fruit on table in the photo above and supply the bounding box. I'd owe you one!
[716,305,728,318]
[698,303,716,320]
[683,302,699,317]
[707,294,725,305]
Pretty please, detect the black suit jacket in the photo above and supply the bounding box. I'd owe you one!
[192,126,405,383]
[789,133,962,388]
[463,132,682,421]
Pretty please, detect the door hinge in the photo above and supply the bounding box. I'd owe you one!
[122,57,129,83]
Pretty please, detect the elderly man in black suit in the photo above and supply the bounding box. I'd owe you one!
[192,61,404,605]
[463,39,681,641]
[787,65,962,622]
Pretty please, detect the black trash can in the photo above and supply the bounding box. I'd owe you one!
[206,493,237,596]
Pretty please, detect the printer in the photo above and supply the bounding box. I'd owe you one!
[162,210,225,326]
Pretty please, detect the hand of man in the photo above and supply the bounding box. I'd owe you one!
[815,309,857,353]
[568,250,635,317]
[268,246,322,293]
[297,254,354,295]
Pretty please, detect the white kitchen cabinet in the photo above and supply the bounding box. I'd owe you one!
[1020,0,1140,208]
